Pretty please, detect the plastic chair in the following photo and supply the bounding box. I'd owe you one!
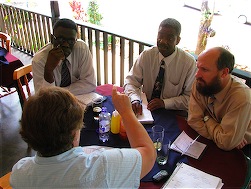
[13,64,32,108]
[0,32,11,53]
[0,172,12,189]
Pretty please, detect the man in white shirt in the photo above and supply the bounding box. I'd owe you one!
[32,18,96,95]
[124,18,197,117]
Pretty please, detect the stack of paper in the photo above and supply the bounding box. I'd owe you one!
[137,93,154,124]
[169,131,206,159]
[162,163,224,188]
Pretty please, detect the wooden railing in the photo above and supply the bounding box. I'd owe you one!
[0,4,153,87]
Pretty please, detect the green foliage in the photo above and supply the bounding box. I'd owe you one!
[87,0,103,25]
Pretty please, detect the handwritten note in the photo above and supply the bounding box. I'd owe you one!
[162,163,224,189]
[170,131,206,159]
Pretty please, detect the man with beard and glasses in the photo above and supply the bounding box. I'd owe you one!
[124,18,197,117]
[188,47,251,155]
[32,18,96,95]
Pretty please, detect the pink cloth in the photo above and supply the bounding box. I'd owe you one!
[95,84,124,96]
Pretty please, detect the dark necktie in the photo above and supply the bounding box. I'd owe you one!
[151,60,165,99]
[60,59,71,87]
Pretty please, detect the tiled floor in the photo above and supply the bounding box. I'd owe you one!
[0,49,35,177]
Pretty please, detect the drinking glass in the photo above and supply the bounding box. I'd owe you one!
[156,140,171,165]
[92,97,103,120]
[152,125,170,165]
[152,125,164,151]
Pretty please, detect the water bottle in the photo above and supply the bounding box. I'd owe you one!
[99,107,111,142]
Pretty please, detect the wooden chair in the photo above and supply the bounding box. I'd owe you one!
[13,64,32,108]
[0,32,11,53]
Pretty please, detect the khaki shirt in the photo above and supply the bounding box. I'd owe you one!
[188,77,251,150]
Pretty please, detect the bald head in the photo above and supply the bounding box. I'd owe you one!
[199,47,235,73]
[196,47,235,96]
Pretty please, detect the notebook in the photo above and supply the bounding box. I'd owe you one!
[161,163,224,188]
[169,131,206,159]
[137,93,154,124]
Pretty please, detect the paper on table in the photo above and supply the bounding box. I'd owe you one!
[76,92,104,109]
[137,93,154,124]
[169,131,206,159]
[161,163,224,189]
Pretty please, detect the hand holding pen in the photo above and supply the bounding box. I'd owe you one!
[132,86,143,117]
[132,100,142,117]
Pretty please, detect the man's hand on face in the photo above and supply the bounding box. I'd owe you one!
[46,45,65,71]
[131,100,142,117]
[44,45,65,83]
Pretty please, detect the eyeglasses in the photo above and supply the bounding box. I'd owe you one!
[52,34,77,46]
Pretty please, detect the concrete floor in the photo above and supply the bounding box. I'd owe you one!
[0,48,35,177]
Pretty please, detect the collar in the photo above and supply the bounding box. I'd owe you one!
[213,78,232,104]
[59,55,72,66]
[159,47,177,65]
[34,147,83,164]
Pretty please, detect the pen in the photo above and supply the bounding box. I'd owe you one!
[181,135,200,156]
[135,86,142,118]
[139,86,142,104]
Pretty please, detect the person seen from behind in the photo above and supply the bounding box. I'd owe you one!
[10,86,156,188]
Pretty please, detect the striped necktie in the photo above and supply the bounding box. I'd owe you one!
[60,59,71,87]
[151,60,165,99]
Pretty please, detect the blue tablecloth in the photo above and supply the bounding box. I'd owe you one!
[80,96,188,182]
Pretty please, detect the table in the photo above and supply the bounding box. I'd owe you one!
[80,84,247,189]
[232,68,251,88]
[0,52,32,103]
[0,52,24,88]
[177,116,247,188]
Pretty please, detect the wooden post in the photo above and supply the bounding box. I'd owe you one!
[195,0,214,55]
[50,1,60,26]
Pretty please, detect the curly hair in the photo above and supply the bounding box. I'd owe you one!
[20,86,84,157]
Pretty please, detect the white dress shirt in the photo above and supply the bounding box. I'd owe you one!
[32,40,96,95]
[124,46,197,111]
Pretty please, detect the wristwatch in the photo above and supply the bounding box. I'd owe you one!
[204,116,210,122]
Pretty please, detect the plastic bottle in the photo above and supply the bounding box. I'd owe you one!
[111,110,121,134]
[99,107,111,142]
